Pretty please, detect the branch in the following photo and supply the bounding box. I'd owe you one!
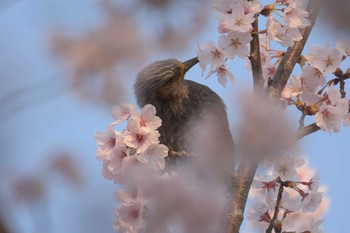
[0,218,10,233]
[265,178,284,233]
[226,158,259,233]
[225,2,320,233]
[295,123,320,140]
[249,15,264,91]
[269,0,320,99]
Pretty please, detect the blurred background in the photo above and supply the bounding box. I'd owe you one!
[0,0,349,232]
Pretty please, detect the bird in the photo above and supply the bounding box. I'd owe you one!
[134,57,235,172]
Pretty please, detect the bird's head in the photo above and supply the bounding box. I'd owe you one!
[134,57,198,106]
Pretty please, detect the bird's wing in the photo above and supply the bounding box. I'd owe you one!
[182,80,235,169]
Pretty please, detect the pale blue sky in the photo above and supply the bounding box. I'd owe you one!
[0,1,349,233]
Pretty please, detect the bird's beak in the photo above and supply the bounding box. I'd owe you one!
[183,57,199,73]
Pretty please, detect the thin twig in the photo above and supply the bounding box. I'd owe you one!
[295,123,320,140]
[298,112,306,129]
[266,178,284,233]
[340,75,346,98]
[269,0,320,99]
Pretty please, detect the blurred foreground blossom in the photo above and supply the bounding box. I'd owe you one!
[50,9,146,105]
[96,103,228,232]
[237,92,294,158]
[50,0,210,105]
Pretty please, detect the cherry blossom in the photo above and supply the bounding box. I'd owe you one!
[139,104,162,131]
[106,141,130,175]
[213,0,233,14]
[253,175,279,194]
[302,219,324,233]
[116,201,144,232]
[335,38,350,56]
[283,2,310,29]
[137,144,168,171]
[326,85,341,105]
[300,172,320,191]
[238,0,263,14]
[196,41,225,73]
[205,64,235,87]
[282,75,302,100]
[262,63,277,81]
[218,31,252,59]
[116,184,146,205]
[274,155,305,180]
[315,103,343,133]
[266,16,302,48]
[247,202,270,222]
[301,191,323,213]
[111,104,136,122]
[218,6,255,33]
[300,66,326,94]
[95,128,119,161]
[306,45,342,74]
[123,117,160,153]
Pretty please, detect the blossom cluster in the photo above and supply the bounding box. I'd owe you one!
[282,41,350,133]
[248,154,327,233]
[196,0,311,87]
[95,104,227,232]
[95,104,169,232]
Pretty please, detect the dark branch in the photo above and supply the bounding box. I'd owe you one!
[226,158,260,233]
[266,178,284,233]
[269,0,320,99]
[249,15,264,91]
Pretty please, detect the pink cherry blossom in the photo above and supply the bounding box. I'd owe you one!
[218,31,252,59]
[262,63,277,81]
[274,155,305,180]
[335,38,350,56]
[300,66,326,94]
[205,64,234,87]
[95,128,119,161]
[123,117,160,153]
[326,85,341,105]
[213,0,234,14]
[139,104,162,131]
[282,75,302,100]
[301,191,323,213]
[266,16,302,48]
[315,103,343,133]
[137,144,169,171]
[306,45,342,74]
[247,202,270,222]
[218,6,255,33]
[301,172,320,191]
[302,219,324,233]
[253,175,279,194]
[280,192,302,212]
[283,2,310,29]
[116,184,146,204]
[111,104,136,122]
[107,140,130,175]
[116,201,144,232]
[120,155,150,179]
[196,41,225,73]
[238,0,263,14]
